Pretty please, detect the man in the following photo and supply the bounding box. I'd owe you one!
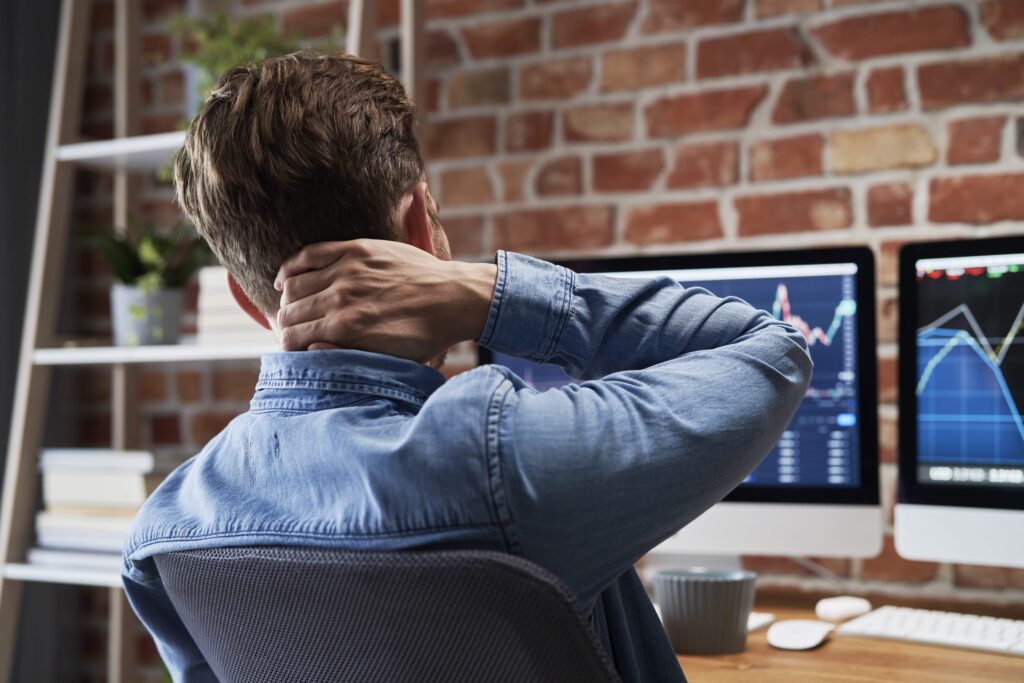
[124,52,812,682]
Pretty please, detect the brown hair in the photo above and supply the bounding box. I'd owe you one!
[175,52,424,313]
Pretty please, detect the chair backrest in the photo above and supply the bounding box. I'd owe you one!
[154,546,622,683]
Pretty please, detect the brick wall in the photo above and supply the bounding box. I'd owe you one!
[65,0,1024,679]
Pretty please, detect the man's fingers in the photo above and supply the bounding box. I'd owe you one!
[277,289,335,328]
[275,242,353,290]
[280,268,335,306]
[279,318,331,351]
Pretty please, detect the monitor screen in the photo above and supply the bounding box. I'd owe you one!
[911,250,1024,489]
[481,248,878,503]
[899,236,1024,513]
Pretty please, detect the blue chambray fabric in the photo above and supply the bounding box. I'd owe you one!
[124,251,812,683]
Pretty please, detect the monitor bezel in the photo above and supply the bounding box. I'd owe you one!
[478,246,879,506]
[898,235,1024,512]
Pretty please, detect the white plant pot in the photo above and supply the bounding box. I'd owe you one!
[110,284,184,346]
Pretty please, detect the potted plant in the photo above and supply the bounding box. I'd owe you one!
[93,222,209,346]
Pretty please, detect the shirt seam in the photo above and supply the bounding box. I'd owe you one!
[478,250,508,349]
[485,379,523,556]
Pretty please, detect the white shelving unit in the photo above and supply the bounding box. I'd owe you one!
[4,563,123,589]
[33,343,275,366]
[55,131,185,172]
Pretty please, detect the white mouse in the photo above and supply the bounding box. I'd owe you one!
[766,619,835,650]
[815,596,872,622]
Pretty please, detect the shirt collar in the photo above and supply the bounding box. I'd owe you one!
[252,349,446,410]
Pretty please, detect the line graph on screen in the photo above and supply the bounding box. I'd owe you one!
[916,301,1024,465]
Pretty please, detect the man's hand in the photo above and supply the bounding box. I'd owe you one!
[275,239,497,362]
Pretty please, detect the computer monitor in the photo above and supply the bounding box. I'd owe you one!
[895,236,1024,568]
[479,247,881,558]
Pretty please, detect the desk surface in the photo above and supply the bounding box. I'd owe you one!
[678,605,1024,682]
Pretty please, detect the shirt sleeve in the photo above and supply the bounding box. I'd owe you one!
[122,564,217,683]
[479,251,813,609]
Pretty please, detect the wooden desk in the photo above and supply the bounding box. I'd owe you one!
[678,603,1024,682]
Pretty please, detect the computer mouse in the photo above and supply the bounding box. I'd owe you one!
[766,619,835,650]
[816,596,872,622]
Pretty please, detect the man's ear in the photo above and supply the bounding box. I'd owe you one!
[227,273,272,331]
[402,181,435,256]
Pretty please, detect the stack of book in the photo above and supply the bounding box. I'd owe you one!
[197,265,276,346]
[28,449,160,572]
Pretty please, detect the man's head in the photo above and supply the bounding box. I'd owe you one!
[175,52,447,320]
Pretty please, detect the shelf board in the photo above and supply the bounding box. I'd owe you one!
[4,563,122,588]
[56,131,185,171]
[33,343,276,365]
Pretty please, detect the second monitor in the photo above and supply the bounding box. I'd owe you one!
[478,247,881,558]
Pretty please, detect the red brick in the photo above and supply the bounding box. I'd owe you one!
[878,292,897,344]
[424,78,441,114]
[282,1,347,38]
[862,536,939,582]
[643,0,743,33]
[563,103,634,142]
[755,0,819,18]
[191,412,238,445]
[494,206,614,252]
[646,86,766,137]
[593,150,664,192]
[981,0,1024,41]
[426,30,460,69]
[879,412,897,463]
[812,6,969,61]
[441,167,495,206]
[625,202,722,245]
[91,1,114,32]
[139,371,167,402]
[374,0,399,26]
[868,182,913,227]
[552,1,637,48]
[462,17,541,58]
[736,188,852,237]
[878,240,907,287]
[666,141,737,189]
[143,0,185,22]
[749,134,822,181]
[442,216,485,257]
[600,44,686,92]
[505,111,553,152]
[520,57,591,101]
[929,173,1024,224]
[420,116,497,159]
[176,371,203,402]
[150,415,181,446]
[159,70,185,106]
[79,413,112,447]
[447,68,510,109]
[919,55,1024,110]
[867,67,907,113]
[878,355,897,405]
[427,0,522,20]
[212,368,259,402]
[84,84,112,114]
[947,116,1005,165]
[697,28,812,79]
[75,369,111,403]
[954,564,1024,589]
[141,34,172,63]
[142,113,182,135]
[498,160,533,201]
[772,73,855,124]
[535,157,582,197]
[742,555,851,577]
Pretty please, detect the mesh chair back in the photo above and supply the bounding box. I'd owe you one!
[154,546,622,683]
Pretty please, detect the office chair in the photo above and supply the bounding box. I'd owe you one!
[154,546,622,683]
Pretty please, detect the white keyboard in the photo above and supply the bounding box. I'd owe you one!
[837,605,1024,656]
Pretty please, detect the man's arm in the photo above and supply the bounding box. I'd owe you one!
[481,252,811,607]
[276,242,812,607]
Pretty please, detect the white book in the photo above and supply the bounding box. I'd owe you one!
[39,448,154,473]
[42,471,156,508]
[27,547,123,571]
[36,511,136,535]
[35,530,125,553]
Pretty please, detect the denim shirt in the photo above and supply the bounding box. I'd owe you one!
[124,251,812,683]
